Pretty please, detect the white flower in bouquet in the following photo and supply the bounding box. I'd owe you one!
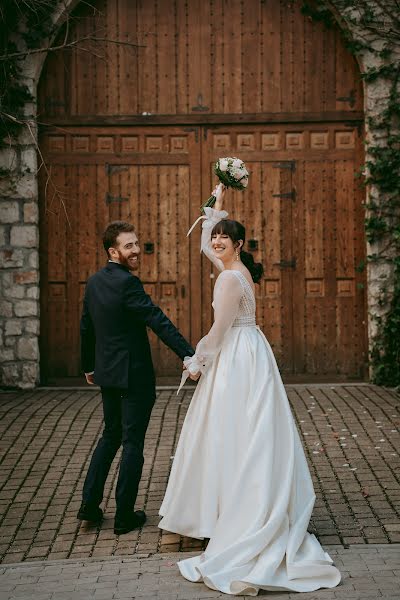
[219,158,229,172]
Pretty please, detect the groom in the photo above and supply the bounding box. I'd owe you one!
[78,220,194,534]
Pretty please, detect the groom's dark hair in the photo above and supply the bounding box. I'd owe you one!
[103,221,135,257]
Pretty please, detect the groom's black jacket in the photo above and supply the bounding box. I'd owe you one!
[80,262,194,389]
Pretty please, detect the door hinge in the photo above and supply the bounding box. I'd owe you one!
[273,161,296,171]
[105,193,128,204]
[105,164,129,175]
[272,190,296,200]
[336,89,356,108]
[273,258,297,269]
[183,127,199,143]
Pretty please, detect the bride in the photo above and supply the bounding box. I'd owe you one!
[158,184,341,596]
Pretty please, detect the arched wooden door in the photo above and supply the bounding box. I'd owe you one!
[38,0,368,383]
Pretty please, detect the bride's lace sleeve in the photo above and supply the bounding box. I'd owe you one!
[177,271,242,392]
[201,206,229,271]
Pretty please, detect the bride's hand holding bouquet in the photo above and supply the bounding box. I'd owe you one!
[211,182,227,211]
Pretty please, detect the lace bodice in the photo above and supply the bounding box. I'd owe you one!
[230,271,257,327]
[211,270,256,327]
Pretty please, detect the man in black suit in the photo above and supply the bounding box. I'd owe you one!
[78,221,194,535]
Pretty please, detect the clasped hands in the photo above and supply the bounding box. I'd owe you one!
[183,364,201,381]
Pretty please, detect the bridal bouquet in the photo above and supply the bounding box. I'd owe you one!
[201,157,249,213]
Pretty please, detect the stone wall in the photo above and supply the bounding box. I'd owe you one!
[331,0,400,361]
[0,1,77,388]
[0,124,40,388]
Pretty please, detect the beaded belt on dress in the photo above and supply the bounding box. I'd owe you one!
[232,316,257,327]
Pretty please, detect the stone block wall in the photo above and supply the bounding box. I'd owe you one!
[0,140,40,388]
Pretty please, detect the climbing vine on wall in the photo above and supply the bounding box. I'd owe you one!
[0,1,56,154]
[302,0,400,387]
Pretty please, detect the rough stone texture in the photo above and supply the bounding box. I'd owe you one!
[0,1,398,388]
[23,201,39,224]
[14,300,38,317]
[17,337,39,360]
[0,201,19,223]
[0,249,24,269]
[5,320,23,336]
[0,226,6,246]
[0,148,18,172]
[10,224,38,248]
[0,364,20,387]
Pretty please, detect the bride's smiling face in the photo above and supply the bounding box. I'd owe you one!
[211,232,235,263]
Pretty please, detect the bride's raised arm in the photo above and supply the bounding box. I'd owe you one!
[177,270,242,392]
[200,184,228,272]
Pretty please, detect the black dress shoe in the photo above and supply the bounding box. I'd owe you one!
[77,503,103,523]
[114,510,146,535]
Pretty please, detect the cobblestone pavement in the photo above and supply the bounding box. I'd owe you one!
[0,385,399,566]
[0,546,400,599]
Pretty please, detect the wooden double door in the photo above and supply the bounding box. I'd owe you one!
[40,122,368,382]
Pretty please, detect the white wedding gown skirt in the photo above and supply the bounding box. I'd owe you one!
[159,325,341,595]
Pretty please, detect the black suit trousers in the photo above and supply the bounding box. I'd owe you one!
[82,385,155,515]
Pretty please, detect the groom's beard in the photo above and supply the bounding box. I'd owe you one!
[117,250,140,271]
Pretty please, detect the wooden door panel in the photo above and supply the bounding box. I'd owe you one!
[200,124,367,378]
[293,156,367,378]
[201,130,295,371]
[107,162,192,377]
[40,127,199,381]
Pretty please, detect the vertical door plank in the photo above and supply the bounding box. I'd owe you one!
[242,3,261,114]
[304,161,324,374]
[304,10,323,113]
[137,0,157,114]
[291,160,306,374]
[322,161,338,374]
[119,0,139,114]
[78,165,98,281]
[261,0,281,111]
[335,159,355,279]
[335,158,357,375]
[177,164,191,342]
[176,0,189,114]
[139,165,159,282]
[210,0,225,114]
[222,0,242,114]
[262,162,283,363]
[291,2,307,112]
[156,0,176,113]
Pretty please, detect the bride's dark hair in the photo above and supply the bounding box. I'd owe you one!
[211,219,264,284]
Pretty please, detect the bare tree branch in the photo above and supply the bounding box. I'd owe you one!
[0,35,145,61]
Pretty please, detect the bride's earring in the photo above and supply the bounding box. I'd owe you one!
[236,247,240,261]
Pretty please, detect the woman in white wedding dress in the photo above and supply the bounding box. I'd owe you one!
[158,185,341,596]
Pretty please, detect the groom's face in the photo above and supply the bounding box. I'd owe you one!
[110,232,140,271]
